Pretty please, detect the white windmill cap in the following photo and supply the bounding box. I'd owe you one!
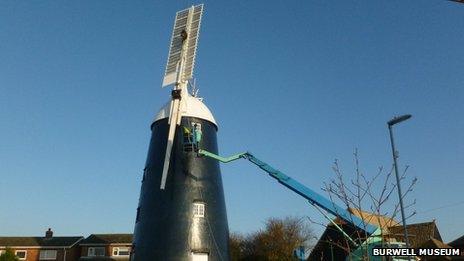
[153,95,218,127]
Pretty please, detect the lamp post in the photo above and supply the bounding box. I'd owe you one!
[387,114,412,249]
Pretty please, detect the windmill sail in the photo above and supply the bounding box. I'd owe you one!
[159,4,204,190]
[162,4,203,87]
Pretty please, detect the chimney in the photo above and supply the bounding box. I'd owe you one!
[45,228,53,238]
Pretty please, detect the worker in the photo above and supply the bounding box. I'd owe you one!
[192,123,202,149]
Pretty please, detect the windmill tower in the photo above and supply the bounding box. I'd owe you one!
[132,5,230,261]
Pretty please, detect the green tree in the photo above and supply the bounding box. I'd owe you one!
[229,232,247,261]
[0,248,19,261]
[230,216,314,261]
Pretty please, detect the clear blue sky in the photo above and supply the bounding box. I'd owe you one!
[0,1,463,242]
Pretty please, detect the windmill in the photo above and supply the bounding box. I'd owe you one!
[132,5,230,261]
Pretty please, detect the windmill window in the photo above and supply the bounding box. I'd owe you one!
[193,202,205,218]
[183,129,194,152]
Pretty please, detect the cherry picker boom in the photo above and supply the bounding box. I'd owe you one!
[197,149,378,246]
[197,148,412,261]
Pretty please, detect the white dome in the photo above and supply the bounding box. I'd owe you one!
[153,95,217,127]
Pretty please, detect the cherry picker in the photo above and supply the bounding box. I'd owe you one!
[198,149,409,260]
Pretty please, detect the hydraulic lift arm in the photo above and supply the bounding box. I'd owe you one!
[198,149,378,237]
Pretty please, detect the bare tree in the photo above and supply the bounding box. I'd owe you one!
[309,149,417,260]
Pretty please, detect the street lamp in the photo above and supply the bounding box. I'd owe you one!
[387,114,412,249]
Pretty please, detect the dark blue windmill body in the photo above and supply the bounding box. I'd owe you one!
[132,5,230,261]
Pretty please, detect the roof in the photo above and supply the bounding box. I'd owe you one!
[154,95,217,127]
[343,208,400,228]
[80,234,133,245]
[388,221,442,247]
[419,237,451,249]
[449,235,464,248]
[309,208,399,261]
[0,236,83,247]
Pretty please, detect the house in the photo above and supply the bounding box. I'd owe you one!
[387,220,443,248]
[79,234,132,260]
[387,221,453,260]
[308,209,451,260]
[448,235,464,260]
[416,238,453,261]
[449,235,464,249]
[0,228,83,261]
[308,208,399,260]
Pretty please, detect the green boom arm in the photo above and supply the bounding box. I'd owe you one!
[197,149,378,239]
